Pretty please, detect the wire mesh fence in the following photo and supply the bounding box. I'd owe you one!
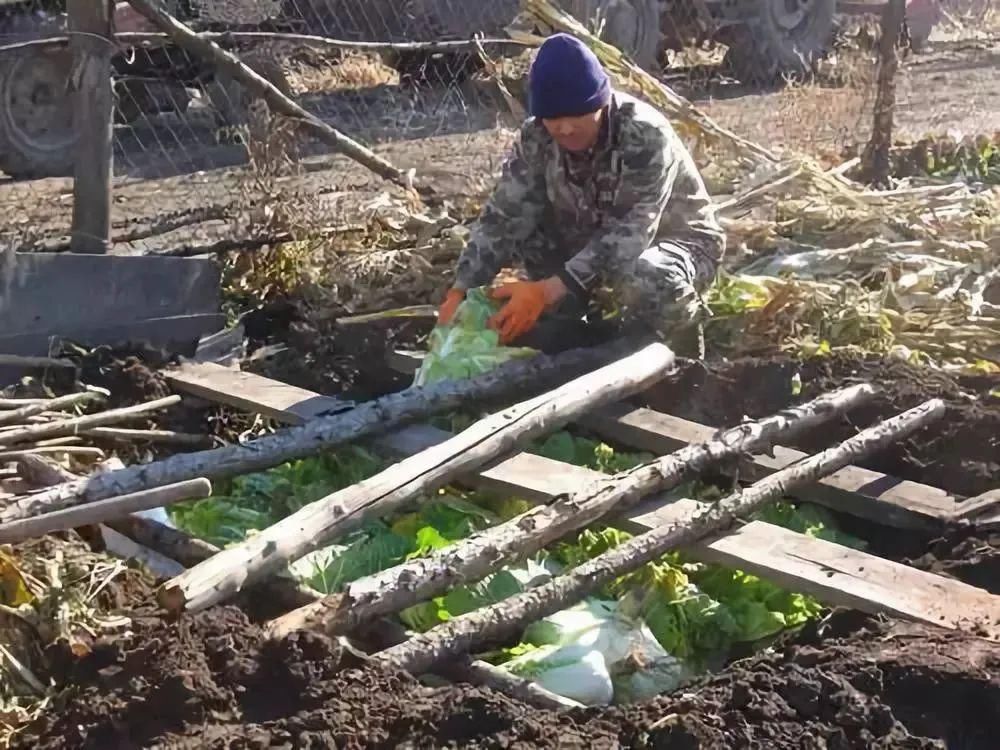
[0,0,996,256]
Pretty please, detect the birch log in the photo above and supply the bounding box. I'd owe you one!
[159,343,676,613]
[267,384,875,638]
[0,344,619,524]
[376,399,945,674]
[104,515,219,567]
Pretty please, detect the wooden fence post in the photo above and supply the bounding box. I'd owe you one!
[68,0,114,254]
[861,0,906,188]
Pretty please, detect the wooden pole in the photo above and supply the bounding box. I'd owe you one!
[68,0,114,254]
[0,391,105,427]
[0,395,181,447]
[158,344,676,614]
[125,0,411,189]
[376,399,946,674]
[0,344,619,524]
[861,0,906,187]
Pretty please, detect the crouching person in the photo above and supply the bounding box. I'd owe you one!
[438,33,725,356]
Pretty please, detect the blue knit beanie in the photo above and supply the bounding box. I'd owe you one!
[529,33,611,119]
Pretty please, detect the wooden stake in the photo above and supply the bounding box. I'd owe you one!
[375,399,946,674]
[0,391,105,427]
[861,0,906,187]
[347,612,583,711]
[68,0,114,253]
[267,384,875,639]
[0,395,180,448]
[158,344,676,614]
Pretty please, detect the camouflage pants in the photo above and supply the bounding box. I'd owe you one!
[510,239,708,357]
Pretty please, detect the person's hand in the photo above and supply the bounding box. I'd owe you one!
[488,276,566,344]
[437,288,465,326]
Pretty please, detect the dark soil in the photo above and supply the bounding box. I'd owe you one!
[905,529,1000,594]
[640,352,1000,593]
[13,607,1000,750]
[612,611,1000,749]
[15,606,629,750]
[247,313,431,401]
[643,352,1000,501]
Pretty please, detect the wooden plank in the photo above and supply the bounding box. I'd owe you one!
[685,520,996,635]
[377,423,1000,638]
[579,404,960,530]
[95,363,1000,634]
[377,424,571,503]
[166,362,352,425]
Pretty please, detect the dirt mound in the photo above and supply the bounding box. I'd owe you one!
[15,607,627,749]
[906,529,1000,594]
[614,613,1000,749]
[644,353,1000,499]
[248,314,429,401]
[14,606,1000,750]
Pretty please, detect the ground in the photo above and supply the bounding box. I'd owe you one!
[5,351,1000,749]
[12,607,1000,749]
[3,35,999,252]
[2,22,999,750]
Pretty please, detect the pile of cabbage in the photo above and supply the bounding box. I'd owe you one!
[168,288,865,706]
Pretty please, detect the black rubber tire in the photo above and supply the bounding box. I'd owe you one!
[0,48,78,180]
[723,0,837,84]
[561,0,664,71]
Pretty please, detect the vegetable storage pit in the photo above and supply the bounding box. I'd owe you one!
[3,338,999,749]
[9,600,1000,749]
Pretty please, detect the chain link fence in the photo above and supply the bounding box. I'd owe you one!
[1,0,997,256]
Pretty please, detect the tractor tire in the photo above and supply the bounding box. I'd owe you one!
[723,0,837,84]
[560,0,664,71]
[0,47,78,180]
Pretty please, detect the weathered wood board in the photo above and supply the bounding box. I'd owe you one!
[164,364,1000,637]
[376,424,1000,638]
[166,362,350,425]
[580,404,966,530]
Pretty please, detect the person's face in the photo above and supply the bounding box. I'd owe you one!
[542,109,604,153]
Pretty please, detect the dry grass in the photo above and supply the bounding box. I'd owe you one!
[698,45,878,162]
[285,52,399,95]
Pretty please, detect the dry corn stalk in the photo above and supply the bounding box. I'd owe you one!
[513,0,778,166]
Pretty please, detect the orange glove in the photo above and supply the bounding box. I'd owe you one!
[488,278,566,344]
[437,288,465,326]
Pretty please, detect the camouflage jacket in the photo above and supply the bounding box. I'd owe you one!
[453,90,726,298]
